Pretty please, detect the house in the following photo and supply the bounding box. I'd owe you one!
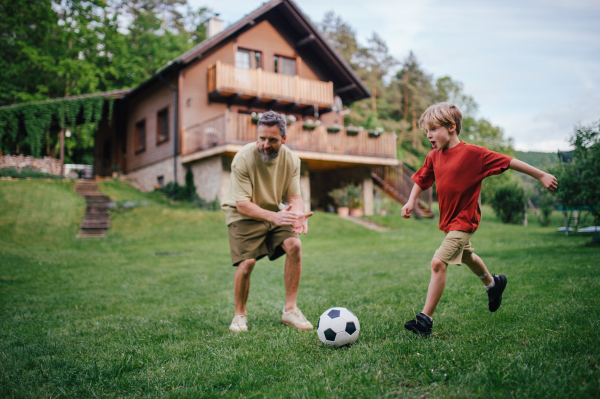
[95,0,431,216]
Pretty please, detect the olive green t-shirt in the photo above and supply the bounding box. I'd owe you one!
[221,142,302,225]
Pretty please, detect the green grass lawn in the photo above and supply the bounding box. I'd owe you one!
[1,180,599,398]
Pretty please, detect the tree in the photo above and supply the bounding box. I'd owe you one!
[552,121,600,244]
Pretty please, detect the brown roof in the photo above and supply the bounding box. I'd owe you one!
[129,0,370,104]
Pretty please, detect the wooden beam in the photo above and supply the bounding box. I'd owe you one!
[335,83,356,95]
[59,129,64,177]
[295,34,315,48]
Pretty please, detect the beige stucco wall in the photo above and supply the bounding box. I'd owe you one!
[189,156,223,202]
[123,155,185,192]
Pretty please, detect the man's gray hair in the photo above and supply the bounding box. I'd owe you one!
[257,111,286,138]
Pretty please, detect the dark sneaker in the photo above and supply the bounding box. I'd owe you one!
[487,274,507,312]
[404,312,433,337]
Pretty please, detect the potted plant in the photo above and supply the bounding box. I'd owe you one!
[328,186,350,217]
[346,125,362,136]
[303,119,321,130]
[251,112,262,124]
[286,115,297,125]
[368,127,384,138]
[346,184,364,217]
[327,124,343,133]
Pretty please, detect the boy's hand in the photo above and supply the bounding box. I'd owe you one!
[540,173,558,191]
[401,202,414,218]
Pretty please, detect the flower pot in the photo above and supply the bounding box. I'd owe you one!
[337,207,350,217]
[350,208,363,217]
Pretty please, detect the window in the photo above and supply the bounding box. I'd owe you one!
[274,55,296,76]
[236,49,251,69]
[236,49,262,69]
[157,175,164,187]
[157,108,169,144]
[254,51,262,69]
[135,119,146,153]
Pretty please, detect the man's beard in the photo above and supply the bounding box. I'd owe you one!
[259,147,280,162]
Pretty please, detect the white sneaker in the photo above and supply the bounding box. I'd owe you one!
[229,315,248,332]
[281,307,313,331]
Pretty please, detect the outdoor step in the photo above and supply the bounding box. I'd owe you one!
[75,180,111,237]
[81,222,110,229]
[84,216,109,222]
[86,209,109,215]
[77,230,107,237]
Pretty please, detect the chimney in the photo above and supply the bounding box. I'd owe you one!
[206,14,223,39]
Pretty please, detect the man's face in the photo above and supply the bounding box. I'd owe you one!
[257,124,286,162]
[426,124,455,151]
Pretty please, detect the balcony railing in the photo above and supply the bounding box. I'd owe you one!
[208,61,334,108]
[182,111,397,159]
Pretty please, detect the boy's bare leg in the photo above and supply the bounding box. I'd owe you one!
[234,258,256,316]
[422,257,447,317]
[461,252,493,286]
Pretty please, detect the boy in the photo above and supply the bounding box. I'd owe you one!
[402,103,557,337]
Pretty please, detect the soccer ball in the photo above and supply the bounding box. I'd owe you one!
[317,307,360,347]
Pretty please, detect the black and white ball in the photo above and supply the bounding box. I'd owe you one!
[317,307,360,347]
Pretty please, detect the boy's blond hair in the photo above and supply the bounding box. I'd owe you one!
[419,102,463,135]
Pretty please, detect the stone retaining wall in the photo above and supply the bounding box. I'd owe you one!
[0,155,61,175]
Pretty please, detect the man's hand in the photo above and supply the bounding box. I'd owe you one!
[292,210,314,234]
[401,201,414,219]
[272,204,299,226]
[540,173,558,191]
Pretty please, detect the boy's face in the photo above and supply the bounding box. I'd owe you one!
[426,124,456,151]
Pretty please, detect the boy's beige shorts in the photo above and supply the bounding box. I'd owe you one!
[434,230,475,265]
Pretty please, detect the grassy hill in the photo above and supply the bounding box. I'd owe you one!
[515,150,558,169]
[1,180,599,398]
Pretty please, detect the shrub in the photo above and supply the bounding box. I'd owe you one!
[0,167,62,179]
[537,189,555,226]
[490,183,524,224]
[157,168,219,210]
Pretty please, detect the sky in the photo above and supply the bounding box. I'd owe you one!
[188,0,600,152]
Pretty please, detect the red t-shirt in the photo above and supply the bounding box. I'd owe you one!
[412,141,512,233]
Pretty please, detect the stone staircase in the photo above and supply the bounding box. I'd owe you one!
[75,180,110,237]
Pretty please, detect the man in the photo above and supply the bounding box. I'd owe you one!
[221,111,314,332]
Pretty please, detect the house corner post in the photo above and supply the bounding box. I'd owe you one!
[300,161,311,213]
[59,130,64,177]
[363,170,374,216]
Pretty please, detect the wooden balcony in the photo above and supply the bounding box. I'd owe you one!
[182,112,398,168]
[207,61,334,110]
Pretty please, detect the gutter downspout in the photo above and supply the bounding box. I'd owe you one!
[158,73,179,186]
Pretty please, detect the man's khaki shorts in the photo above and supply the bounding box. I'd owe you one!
[433,230,475,265]
[227,219,299,266]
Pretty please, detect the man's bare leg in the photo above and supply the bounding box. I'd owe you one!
[461,252,493,286]
[281,237,302,312]
[234,258,256,316]
[422,257,447,317]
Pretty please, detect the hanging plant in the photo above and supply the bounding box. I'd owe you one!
[368,127,384,138]
[327,124,343,133]
[251,112,262,124]
[286,115,297,125]
[303,119,321,130]
[346,125,362,136]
